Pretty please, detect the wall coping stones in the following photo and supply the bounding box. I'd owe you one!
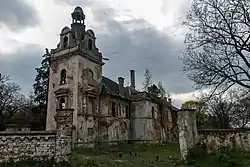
[179,108,196,112]
[0,131,56,136]
[198,129,250,134]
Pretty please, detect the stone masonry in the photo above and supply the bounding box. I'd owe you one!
[0,131,56,162]
[178,108,250,160]
[0,109,74,163]
[178,109,198,160]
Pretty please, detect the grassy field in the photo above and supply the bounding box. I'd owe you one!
[71,143,250,167]
[71,143,181,167]
[3,143,250,166]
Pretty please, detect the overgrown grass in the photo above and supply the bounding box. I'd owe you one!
[71,143,182,167]
[185,146,250,167]
[2,144,250,166]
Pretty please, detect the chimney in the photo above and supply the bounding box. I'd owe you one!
[130,70,135,89]
[118,77,125,96]
[168,98,172,105]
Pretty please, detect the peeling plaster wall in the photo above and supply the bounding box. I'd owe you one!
[99,96,129,142]
[46,49,79,131]
[76,55,102,143]
[198,129,250,152]
[178,109,198,160]
[132,100,166,141]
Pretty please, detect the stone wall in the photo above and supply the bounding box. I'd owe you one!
[0,131,56,162]
[178,109,250,160]
[0,109,74,163]
[198,129,250,152]
[178,109,198,160]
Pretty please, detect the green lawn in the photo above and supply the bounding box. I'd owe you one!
[71,143,182,167]
[3,143,250,166]
[71,143,250,167]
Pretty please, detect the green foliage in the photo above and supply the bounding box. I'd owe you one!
[33,48,51,105]
[29,104,47,130]
[148,84,160,98]
[184,145,250,167]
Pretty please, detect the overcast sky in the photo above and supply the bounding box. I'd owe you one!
[0,0,198,108]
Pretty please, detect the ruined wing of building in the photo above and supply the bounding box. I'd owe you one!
[46,6,178,144]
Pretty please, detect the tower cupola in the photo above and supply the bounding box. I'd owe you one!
[71,6,85,43]
[71,6,85,23]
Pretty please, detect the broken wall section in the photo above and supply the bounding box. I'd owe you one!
[131,99,173,143]
[198,129,250,152]
[178,109,198,160]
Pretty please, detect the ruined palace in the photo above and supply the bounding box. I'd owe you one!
[46,6,178,144]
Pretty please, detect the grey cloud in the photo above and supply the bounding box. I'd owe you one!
[0,44,44,94]
[86,7,194,93]
[0,0,39,31]
[0,0,194,97]
[56,0,94,7]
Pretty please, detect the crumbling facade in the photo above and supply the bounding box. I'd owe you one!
[46,6,178,145]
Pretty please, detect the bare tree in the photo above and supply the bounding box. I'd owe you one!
[0,73,27,130]
[182,0,250,96]
[231,92,250,128]
[143,68,152,92]
[200,90,250,129]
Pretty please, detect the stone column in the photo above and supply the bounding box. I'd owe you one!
[54,109,74,162]
[178,109,198,160]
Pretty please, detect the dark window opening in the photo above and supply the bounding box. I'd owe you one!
[63,36,68,48]
[112,102,116,117]
[152,106,155,119]
[88,128,94,137]
[159,105,163,124]
[88,39,93,50]
[89,97,96,120]
[60,69,67,84]
[59,98,66,109]
[119,105,121,116]
[125,105,129,119]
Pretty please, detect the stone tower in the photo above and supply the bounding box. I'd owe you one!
[46,6,104,131]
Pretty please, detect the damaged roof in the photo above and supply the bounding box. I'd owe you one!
[101,76,178,111]
[101,76,131,99]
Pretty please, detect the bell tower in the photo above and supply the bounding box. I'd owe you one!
[46,6,105,132]
[71,6,85,43]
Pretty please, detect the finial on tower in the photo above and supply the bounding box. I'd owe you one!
[71,6,85,23]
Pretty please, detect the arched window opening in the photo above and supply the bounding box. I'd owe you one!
[152,106,155,119]
[125,105,130,119]
[60,69,67,84]
[88,69,94,79]
[112,102,116,117]
[88,39,93,50]
[59,98,66,109]
[63,36,68,48]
